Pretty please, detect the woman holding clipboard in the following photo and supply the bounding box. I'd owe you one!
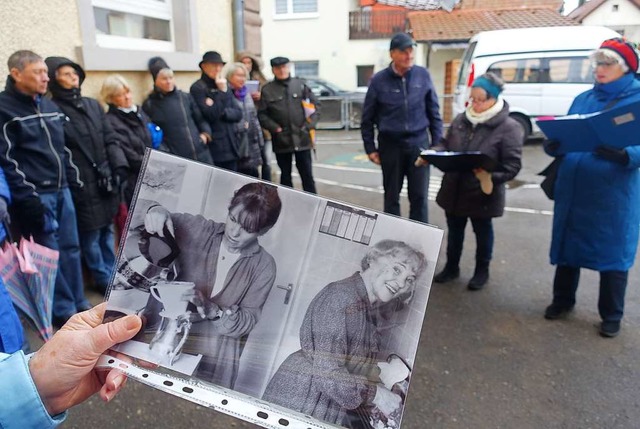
[427,72,523,290]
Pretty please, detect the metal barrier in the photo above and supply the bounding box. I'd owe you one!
[315,93,453,131]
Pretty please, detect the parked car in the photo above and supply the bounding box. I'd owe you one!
[299,77,364,128]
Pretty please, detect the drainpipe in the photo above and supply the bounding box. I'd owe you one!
[233,0,245,52]
[426,41,432,68]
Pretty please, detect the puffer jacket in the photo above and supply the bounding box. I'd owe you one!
[0,77,82,202]
[190,74,243,163]
[105,105,152,206]
[142,88,213,164]
[234,91,263,171]
[435,100,523,218]
[258,77,320,154]
[46,56,127,232]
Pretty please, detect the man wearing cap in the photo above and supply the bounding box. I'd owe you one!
[258,56,320,193]
[190,51,243,171]
[361,32,443,223]
[542,37,640,338]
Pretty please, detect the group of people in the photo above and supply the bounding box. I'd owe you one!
[1,32,640,427]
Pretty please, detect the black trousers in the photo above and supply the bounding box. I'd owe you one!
[445,215,494,268]
[275,149,316,194]
[552,265,628,322]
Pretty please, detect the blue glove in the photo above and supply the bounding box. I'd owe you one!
[147,123,164,149]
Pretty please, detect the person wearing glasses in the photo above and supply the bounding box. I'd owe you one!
[542,38,640,338]
[426,72,523,290]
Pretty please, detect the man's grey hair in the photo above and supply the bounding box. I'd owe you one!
[7,50,43,72]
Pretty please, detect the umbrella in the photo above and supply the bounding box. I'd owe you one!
[0,228,58,342]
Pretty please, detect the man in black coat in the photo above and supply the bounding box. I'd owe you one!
[45,56,128,296]
[190,51,243,171]
[0,50,91,326]
[258,57,320,194]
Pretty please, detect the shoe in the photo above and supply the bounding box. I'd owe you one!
[433,266,460,283]
[599,321,621,338]
[467,269,489,290]
[544,303,574,320]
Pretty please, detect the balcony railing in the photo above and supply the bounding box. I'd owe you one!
[349,10,408,40]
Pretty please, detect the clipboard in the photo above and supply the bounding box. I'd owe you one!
[420,150,503,172]
[536,101,640,154]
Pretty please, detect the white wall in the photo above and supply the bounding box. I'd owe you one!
[582,0,640,41]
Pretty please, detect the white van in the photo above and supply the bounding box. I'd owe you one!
[453,26,621,139]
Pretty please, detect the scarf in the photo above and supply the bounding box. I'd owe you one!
[118,104,138,114]
[233,85,248,101]
[465,97,504,126]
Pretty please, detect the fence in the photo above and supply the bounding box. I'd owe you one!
[315,93,454,130]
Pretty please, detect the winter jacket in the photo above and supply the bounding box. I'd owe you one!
[0,77,82,202]
[233,90,263,171]
[104,105,152,206]
[47,57,127,231]
[435,101,523,218]
[361,64,443,153]
[258,77,319,154]
[142,88,213,164]
[548,73,640,271]
[0,351,66,428]
[190,74,243,163]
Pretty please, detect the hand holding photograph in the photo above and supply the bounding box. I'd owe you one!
[100,150,443,429]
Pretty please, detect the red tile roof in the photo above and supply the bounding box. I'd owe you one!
[568,0,640,21]
[409,8,577,42]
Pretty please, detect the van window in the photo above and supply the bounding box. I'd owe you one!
[487,57,592,84]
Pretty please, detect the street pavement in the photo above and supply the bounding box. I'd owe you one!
[29,129,639,428]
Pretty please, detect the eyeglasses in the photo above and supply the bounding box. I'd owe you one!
[469,97,489,104]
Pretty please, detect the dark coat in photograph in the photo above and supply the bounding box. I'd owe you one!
[104,105,153,206]
[190,74,243,163]
[435,101,523,219]
[46,57,127,232]
[258,77,319,154]
[142,88,213,164]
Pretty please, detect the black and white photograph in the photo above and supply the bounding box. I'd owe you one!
[105,150,443,429]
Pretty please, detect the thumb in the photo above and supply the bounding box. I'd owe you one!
[89,315,142,355]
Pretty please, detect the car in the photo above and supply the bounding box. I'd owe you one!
[299,77,364,129]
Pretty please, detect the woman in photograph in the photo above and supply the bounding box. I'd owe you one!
[262,240,426,426]
[226,62,264,178]
[429,72,523,290]
[101,74,154,207]
[542,38,640,338]
[135,182,282,388]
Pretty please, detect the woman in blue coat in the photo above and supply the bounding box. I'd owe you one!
[543,38,640,338]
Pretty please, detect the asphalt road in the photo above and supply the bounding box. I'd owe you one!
[28,130,639,429]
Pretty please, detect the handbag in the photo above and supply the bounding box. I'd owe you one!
[74,143,117,196]
[539,157,560,200]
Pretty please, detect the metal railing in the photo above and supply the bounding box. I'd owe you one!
[349,10,408,40]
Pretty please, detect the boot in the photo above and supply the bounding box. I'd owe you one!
[467,262,489,290]
[433,264,460,283]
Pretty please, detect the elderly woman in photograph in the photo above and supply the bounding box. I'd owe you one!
[135,182,282,388]
[263,240,426,427]
[542,38,640,338]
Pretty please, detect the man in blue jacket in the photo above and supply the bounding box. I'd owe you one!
[0,50,90,328]
[361,33,443,223]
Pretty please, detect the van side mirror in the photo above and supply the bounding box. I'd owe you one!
[320,90,331,97]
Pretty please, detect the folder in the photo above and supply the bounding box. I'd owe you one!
[245,80,260,94]
[536,101,640,154]
[419,150,502,172]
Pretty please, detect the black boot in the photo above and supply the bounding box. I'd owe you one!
[434,265,460,283]
[467,262,489,290]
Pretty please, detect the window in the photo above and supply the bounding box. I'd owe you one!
[487,57,591,84]
[294,61,319,78]
[77,0,200,71]
[275,0,318,18]
[357,65,374,87]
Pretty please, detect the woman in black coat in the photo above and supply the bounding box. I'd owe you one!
[45,57,128,294]
[142,57,213,165]
[101,74,154,207]
[429,72,523,290]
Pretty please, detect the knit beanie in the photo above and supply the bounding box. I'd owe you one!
[148,56,170,82]
[597,38,639,74]
[472,74,503,99]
